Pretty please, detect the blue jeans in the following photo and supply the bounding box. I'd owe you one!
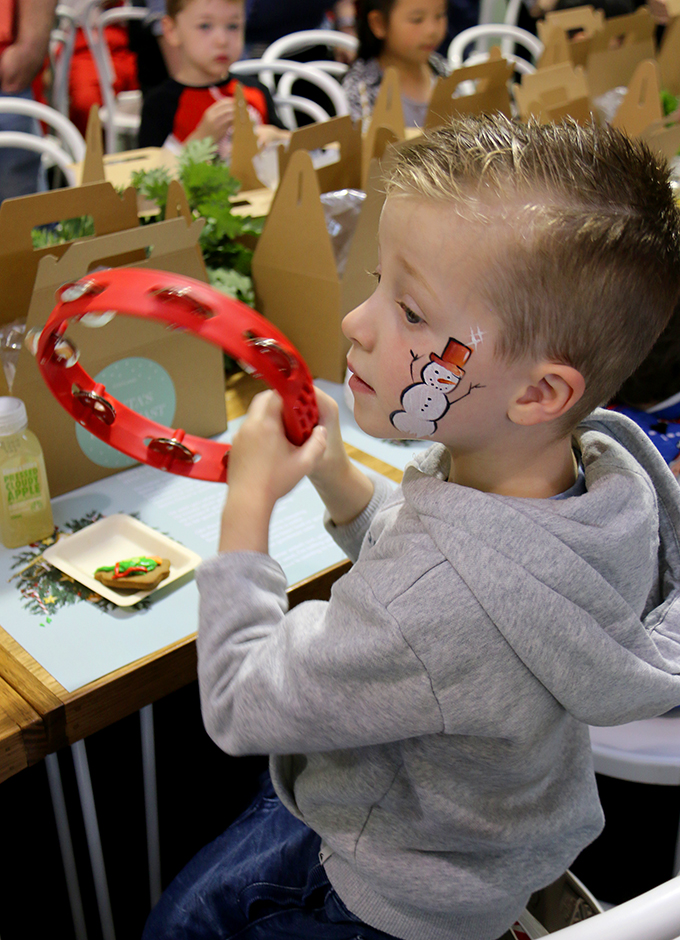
[0,87,46,202]
[143,774,398,939]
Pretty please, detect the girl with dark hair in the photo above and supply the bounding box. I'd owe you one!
[342,0,448,130]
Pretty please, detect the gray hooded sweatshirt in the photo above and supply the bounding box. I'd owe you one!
[196,409,680,940]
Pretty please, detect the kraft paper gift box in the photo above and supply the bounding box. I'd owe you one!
[251,149,386,384]
[514,62,592,124]
[610,58,664,138]
[425,52,514,128]
[537,6,605,68]
[585,8,656,98]
[278,114,363,195]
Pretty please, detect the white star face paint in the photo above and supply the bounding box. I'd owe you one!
[468,326,486,351]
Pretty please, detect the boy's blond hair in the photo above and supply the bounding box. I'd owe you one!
[386,115,680,426]
[165,0,244,19]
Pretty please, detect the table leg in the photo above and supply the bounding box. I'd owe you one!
[45,752,88,940]
[140,704,161,907]
[71,739,116,940]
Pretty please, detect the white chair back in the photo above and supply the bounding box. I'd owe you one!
[230,59,349,129]
[0,97,86,162]
[260,28,358,88]
[548,875,680,940]
[0,132,78,186]
[448,23,543,71]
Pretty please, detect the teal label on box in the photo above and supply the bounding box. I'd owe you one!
[76,358,177,468]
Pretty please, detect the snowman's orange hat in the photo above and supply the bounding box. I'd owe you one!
[429,338,473,376]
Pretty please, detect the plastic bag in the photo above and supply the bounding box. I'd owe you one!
[320,188,367,277]
[0,319,26,392]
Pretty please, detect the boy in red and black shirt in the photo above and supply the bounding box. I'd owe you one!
[139,0,287,158]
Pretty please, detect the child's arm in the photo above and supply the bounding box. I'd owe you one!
[306,387,375,526]
[219,391,327,555]
[254,124,291,149]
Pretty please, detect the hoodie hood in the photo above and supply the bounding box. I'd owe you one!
[403,408,680,726]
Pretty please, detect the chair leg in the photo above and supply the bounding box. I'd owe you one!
[140,704,162,907]
[71,739,116,940]
[45,752,89,940]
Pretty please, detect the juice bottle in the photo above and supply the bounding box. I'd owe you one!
[0,397,54,549]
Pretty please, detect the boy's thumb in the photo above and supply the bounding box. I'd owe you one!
[301,425,328,467]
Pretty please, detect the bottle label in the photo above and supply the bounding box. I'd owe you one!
[2,462,45,517]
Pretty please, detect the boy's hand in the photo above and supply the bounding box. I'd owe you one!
[307,387,351,487]
[219,391,327,554]
[195,98,236,143]
[255,124,291,149]
[307,387,375,527]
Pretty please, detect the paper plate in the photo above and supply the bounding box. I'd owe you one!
[43,514,203,607]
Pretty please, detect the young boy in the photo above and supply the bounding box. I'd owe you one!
[144,115,680,940]
[138,0,288,157]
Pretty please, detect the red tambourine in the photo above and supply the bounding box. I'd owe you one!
[33,267,318,483]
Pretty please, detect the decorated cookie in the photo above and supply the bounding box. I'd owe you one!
[95,556,171,591]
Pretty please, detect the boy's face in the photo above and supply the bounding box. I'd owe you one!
[372,0,448,65]
[343,197,529,454]
[164,0,244,85]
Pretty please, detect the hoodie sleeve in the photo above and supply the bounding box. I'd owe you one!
[323,472,394,563]
[196,549,443,756]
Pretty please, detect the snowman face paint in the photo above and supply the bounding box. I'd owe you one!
[343,196,526,450]
[390,337,479,438]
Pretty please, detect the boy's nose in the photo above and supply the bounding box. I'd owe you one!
[342,299,374,349]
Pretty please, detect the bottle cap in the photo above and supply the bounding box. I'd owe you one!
[0,397,28,436]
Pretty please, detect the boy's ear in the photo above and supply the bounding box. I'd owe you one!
[367,9,388,39]
[508,363,586,426]
[162,15,180,46]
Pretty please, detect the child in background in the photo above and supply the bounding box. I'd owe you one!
[138,0,288,158]
[342,0,449,131]
[143,115,680,940]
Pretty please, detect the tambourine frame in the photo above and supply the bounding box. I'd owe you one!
[34,268,318,483]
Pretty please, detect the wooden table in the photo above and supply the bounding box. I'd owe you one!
[0,372,402,772]
[0,674,46,784]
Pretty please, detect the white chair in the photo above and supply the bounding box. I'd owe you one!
[547,874,680,939]
[258,29,357,127]
[0,97,86,162]
[448,23,544,74]
[83,0,158,153]
[49,4,79,119]
[0,132,78,186]
[590,712,680,876]
[0,97,86,187]
[260,28,358,82]
[230,58,350,130]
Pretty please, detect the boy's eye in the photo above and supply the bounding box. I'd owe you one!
[371,269,381,283]
[399,302,422,325]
